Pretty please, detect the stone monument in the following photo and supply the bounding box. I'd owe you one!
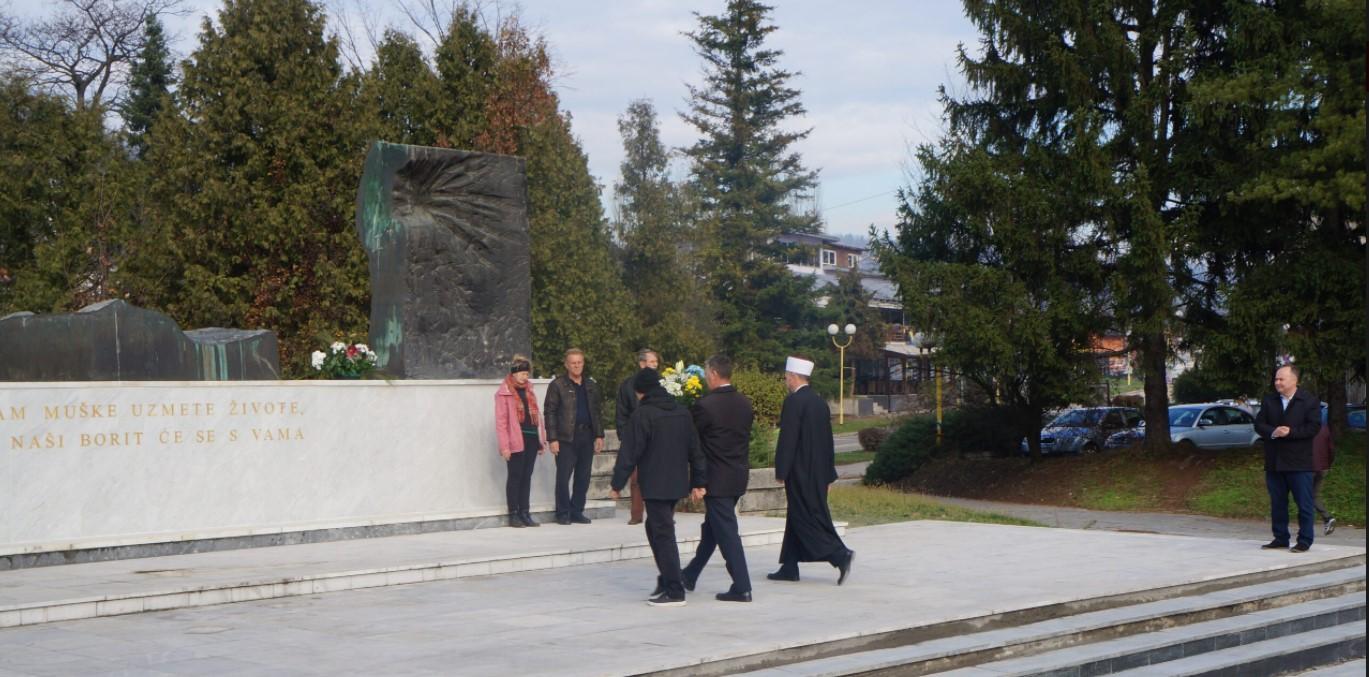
[0,300,279,381]
[355,141,532,379]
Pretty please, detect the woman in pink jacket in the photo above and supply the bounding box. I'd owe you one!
[495,356,548,528]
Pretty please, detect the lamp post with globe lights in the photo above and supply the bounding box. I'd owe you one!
[828,323,856,424]
[911,332,943,446]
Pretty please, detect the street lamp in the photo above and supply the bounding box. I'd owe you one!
[911,332,943,446]
[828,323,856,424]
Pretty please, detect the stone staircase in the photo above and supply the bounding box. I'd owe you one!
[708,560,1366,677]
[591,430,787,514]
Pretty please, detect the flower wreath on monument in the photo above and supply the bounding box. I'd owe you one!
[660,360,706,406]
[311,341,378,379]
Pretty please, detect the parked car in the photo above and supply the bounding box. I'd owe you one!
[1104,423,1145,449]
[1020,407,1142,455]
[1169,404,1262,450]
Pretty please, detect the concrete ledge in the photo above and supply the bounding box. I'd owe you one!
[0,514,810,629]
[0,503,615,571]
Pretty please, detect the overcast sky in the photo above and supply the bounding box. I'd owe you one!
[14,0,980,238]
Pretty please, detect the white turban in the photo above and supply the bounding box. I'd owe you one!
[785,356,815,376]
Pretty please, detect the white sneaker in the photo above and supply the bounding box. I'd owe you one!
[1324,517,1337,536]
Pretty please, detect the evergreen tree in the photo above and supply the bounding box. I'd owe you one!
[947,0,1233,449]
[682,0,822,369]
[135,0,368,374]
[1181,0,1365,433]
[358,30,440,147]
[613,98,713,361]
[524,112,635,386]
[124,15,173,158]
[878,130,1110,459]
[432,5,496,150]
[0,77,135,313]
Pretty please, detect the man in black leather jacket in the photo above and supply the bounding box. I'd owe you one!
[543,348,605,525]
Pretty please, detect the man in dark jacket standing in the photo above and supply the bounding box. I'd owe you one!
[610,367,707,607]
[681,354,754,602]
[615,348,658,525]
[1253,364,1322,552]
[543,348,606,525]
[769,356,853,585]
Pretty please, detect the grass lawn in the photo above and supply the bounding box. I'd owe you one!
[828,485,1041,528]
[899,431,1366,526]
[834,450,876,465]
[830,416,902,436]
[1188,431,1366,525]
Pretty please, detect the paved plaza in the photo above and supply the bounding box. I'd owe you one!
[0,519,1362,675]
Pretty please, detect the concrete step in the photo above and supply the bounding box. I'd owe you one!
[1110,620,1365,676]
[927,591,1365,676]
[714,561,1367,677]
[1294,658,1368,676]
[0,512,800,630]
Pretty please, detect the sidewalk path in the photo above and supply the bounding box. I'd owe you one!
[920,494,1367,547]
[0,521,1361,676]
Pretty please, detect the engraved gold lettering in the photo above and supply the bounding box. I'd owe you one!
[0,405,25,421]
[11,433,63,449]
[42,403,117,420]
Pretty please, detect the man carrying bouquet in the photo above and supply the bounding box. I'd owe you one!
[681,354,754,602]
[610,367,707,607]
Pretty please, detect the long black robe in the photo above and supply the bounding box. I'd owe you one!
[774,385,847,564]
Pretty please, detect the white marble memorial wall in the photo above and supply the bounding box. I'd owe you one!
[0,380,558,557]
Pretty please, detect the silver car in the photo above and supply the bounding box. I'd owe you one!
[1169,404,1262,450]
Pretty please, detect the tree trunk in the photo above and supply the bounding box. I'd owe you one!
[1026,402,1044,462]
[1139,330,1171,452]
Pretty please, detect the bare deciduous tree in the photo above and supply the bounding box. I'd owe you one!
[0,0,184,111]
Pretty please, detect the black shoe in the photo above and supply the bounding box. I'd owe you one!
[1261,540,1290,550]
[520,512,539,527]
[837,550,855,586]
[509,514,525,528]
[556,516,572,526]
[716,590,752,603]
[571,515,592,524]
[1290,543,1311,553]
[767,569,800,582]
[646,593,686,607]
[1324,517,1337,536]
[682,574,697,592]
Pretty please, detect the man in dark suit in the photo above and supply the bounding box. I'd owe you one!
[616,348,659,525]
[769,356,854,585]
[681,354,755,602]
[1253,364,1322,553]
[610,368,707,607]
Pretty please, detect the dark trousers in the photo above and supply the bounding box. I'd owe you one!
[682,495,751,593]
[645,498,684,597]
[505,437,538,514]
[1312,471,1331,520]
[554,427,595,519]
[1266,470,1316,547]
